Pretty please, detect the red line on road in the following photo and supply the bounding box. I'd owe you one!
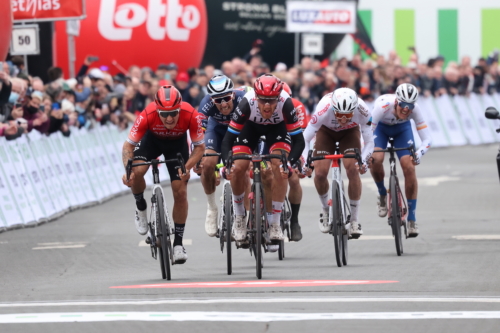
[110,280,398,289]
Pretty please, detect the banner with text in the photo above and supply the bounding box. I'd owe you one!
[286,1,356,33]
[12,0,86,22]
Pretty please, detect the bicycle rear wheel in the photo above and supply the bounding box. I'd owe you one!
[390,176,403,256]
[155,188,171,280]
[331,182,343,267]
[224,182,233,275]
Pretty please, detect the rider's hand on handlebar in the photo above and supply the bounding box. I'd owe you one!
[178,167,191,182]
[122,171,136,187]
[193,161,202,175]
[412,151,421,165]
[356,161,368,174]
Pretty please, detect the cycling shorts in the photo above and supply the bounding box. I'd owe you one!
[133,131,189,182]
[232,121,291,155]
[313,125,361,156]
[205,117,228,153]
[374,121,414,159]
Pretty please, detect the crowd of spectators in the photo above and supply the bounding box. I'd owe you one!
[1,47,500,140]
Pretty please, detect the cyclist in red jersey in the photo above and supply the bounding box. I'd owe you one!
[282,82,308,241]
[121,85,205,264]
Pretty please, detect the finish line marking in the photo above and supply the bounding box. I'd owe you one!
[2,297,500,308]
[452,235,500,240]
[1,311,500,323]
[32,242,87,250]
[138,239,193,247]
[110,280,397,289]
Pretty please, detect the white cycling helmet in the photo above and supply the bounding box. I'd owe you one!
[396,83,419,103]
[207,74,234,97]
[331,88,358,114]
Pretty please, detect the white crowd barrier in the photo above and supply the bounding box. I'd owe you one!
[1,93,499,231]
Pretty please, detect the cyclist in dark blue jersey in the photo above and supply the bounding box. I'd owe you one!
[197,75,246,237]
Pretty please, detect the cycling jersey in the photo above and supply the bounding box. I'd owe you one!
[302,93,374,163]
[221,89,304,164]
[127,101,204,146]
[198,90,246,129]
[371,94,432,159]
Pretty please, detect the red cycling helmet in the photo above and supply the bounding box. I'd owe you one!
[253,74,283,97]
[154,85,182,111]
[282,82,292,96]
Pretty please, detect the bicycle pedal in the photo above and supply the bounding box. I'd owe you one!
[145,236,152,245]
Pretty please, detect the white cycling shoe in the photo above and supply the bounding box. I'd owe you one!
[377,195,388,217]
[232,215,247,241]
[350,220,363,239]
[205,205,218,237]
[408,220,419,237]
[319,210,330,233]
[269,224,284,241]
[173,245,188,264]
[135,208,148,235]
[268,244,279,252]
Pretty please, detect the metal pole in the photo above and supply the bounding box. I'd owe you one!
[294,33,300,65]
[21,22,28,74]
[68,34,75,78]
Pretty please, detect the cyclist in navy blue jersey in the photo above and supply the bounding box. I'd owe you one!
[196,75,246,237]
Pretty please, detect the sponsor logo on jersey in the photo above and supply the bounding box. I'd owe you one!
[358,104,369,117]
[317,104,329,116]
[311,115,318,124]
[382,102,390,109]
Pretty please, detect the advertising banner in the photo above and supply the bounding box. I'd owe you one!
[417,97,449,147]
[54,0,207,75]
[286,1,356,33]
[452,96,482,145]
[434,95,467,146]
[27,131,71,214]
[12,0,86,22]
[0,1,12,61]
[467,94,497,144]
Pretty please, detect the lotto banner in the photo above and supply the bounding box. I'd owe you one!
[286,0,356,33]
[12,0,86,22]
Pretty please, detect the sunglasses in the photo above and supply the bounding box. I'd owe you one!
[256,95,279,104]
[212,94,233,104]
[158,109,180,118]
[398,101,415,110]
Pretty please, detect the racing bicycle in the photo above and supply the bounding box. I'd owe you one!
[126,154,186,280]
[373,138,415,256]
[226,150,289,279]
[197,153,234,275]
[306,145,362,267]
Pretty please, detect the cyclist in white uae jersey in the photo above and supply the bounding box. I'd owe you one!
[302,88,374,238]
[369,83,432,237]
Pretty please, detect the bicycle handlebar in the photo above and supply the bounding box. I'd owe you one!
[374,144,416,160]
[126,153,186,181]
[306,148,363,168]
[226,150,289,176]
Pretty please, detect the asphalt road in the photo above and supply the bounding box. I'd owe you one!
[1,144,500,332]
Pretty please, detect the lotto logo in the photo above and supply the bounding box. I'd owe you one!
[98,0,202,41]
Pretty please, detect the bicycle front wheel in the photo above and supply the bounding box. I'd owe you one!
[331,181,343,267]
[224,182,233,275]
[155,188,171,280]
[254,184,263,279]
[390,175,403,256]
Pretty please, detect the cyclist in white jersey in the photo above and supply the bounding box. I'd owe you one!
[369,83,432,237]
[302,88,374,238]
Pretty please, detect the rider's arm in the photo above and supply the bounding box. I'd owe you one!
[282,98,305,164]
[358,99,374,163]
[186,110,206,171]
[122,107,150,168]
[221,97,249,163]
[197,94,213,130]
[411,105,432,159]
[300,97,328,161]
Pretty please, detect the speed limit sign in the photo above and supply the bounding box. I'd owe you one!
[10,25,40,55]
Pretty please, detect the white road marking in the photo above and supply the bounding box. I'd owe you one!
[3,297,500,308]
[2,311,500,323]
[452,235,500,240]
[138,239,192,247]
[32,244,86,250]
[37,242,84,246]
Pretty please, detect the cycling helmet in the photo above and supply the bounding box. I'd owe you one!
[207,75,234,97]
[282,82,292,96]
[253,74,283,97]
[331,88,358,114]
[154,85,182,111]
[395,83,418,103]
